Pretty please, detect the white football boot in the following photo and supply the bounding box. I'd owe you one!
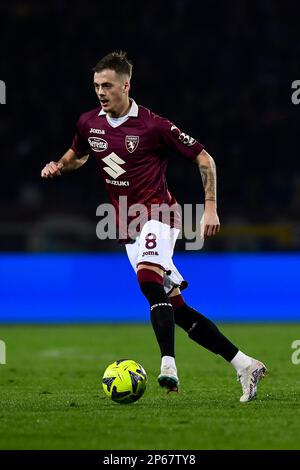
[237,359,267,403]
[158,365,179,393]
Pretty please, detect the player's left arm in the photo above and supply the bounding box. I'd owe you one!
[195,149,220,237]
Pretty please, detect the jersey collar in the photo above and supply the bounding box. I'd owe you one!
[98,99,138,117]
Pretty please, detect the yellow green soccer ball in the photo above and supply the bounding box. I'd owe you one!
[102,359,147,404]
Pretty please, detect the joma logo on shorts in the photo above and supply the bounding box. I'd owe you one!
[142,250,159,256]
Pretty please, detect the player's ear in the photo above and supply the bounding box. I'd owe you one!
[124,80,130,93]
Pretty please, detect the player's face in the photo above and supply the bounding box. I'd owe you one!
[93,69,130,117]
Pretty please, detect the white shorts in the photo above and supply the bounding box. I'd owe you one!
[125,219,187,294]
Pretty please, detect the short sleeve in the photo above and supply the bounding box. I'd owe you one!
[70,116,89,157]
[154,114,204,161]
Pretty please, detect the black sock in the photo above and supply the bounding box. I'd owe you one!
[174,303,238,361]
[140,282,175,357]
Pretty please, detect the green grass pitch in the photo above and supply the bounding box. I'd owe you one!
[0,324,300,450]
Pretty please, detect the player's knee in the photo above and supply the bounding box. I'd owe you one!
[136,268,167,304]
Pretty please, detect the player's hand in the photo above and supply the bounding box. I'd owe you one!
[201,209,220,237]
[41,161,64,178]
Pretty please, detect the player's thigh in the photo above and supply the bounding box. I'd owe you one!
[137,263,164,277]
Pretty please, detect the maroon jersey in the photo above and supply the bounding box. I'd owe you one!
[71,100,204,241]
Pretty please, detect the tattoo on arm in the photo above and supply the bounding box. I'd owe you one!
[199,156,217,201]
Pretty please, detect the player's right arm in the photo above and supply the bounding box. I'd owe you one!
[41,149,89,178]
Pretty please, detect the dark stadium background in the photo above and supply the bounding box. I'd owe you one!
[0,0,299,321]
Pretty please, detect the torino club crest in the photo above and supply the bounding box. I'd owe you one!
[125,135,139,153]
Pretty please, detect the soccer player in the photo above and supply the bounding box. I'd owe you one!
[41,51,267,402]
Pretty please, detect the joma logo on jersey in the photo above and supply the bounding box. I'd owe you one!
[102,152,126,179]
[125,135,139,153]
[89,128,105,135]
[88,137,108,152]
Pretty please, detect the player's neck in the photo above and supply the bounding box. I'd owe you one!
[108,98,131,119]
